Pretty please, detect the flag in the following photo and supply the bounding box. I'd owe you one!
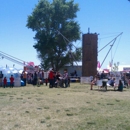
[109,62,111,67]
[109,61,113,68]
[28,62,35,66]
[97,61,101,68]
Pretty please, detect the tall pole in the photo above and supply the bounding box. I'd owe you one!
[99,32,123,69]
[100,45,113,68]
[98,32,123,53]
[110,45,113,71]
[100,38,116,68]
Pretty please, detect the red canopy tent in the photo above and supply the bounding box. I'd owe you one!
[103,69,110,73]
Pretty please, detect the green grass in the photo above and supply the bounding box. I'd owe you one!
[0,84,130,130]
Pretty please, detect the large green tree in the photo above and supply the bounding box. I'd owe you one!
[26,0,81,70]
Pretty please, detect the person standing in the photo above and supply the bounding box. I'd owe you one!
[31,73,34,84]
[41,70,44,85]
[62,69,69,88]
[10,75,14,88]
[45,78,48,86]
[23,71,27,86]
[33,72,37,86]
[100,71,106,79]
[0,71,4,87]
[3,77,7,88]
[48,69,54,88]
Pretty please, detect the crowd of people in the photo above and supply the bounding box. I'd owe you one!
[47,69,70,88]
[20,69,70,88]
[0,68,70,88]
[1,68,130,92]
[90,71,130,91]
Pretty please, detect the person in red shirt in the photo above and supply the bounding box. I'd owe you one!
[10,75,14,88]
[3,77,7,88]
[48,69,54,88]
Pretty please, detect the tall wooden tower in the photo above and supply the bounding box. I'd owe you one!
[82,33,98,77]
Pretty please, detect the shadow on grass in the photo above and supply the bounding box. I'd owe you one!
[91,88,127,92]
[87,122,96,125]
[40,120,46,123]
[37,108,42,110]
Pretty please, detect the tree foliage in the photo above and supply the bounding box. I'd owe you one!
[26,0,81,70]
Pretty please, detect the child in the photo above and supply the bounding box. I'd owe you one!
[90,75,98,90]
[10,75,14,88]
[3,77,7,88]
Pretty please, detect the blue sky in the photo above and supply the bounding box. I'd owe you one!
[0,0,130,69]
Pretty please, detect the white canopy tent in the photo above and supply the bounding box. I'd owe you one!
[0,67,21,87]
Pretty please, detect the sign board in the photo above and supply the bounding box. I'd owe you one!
[80,77,91,84]
[123,67,130,72]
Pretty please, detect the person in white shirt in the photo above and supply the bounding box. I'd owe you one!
[62,69,68,88]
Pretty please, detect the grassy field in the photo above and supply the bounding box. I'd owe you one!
[0,83,130,130]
